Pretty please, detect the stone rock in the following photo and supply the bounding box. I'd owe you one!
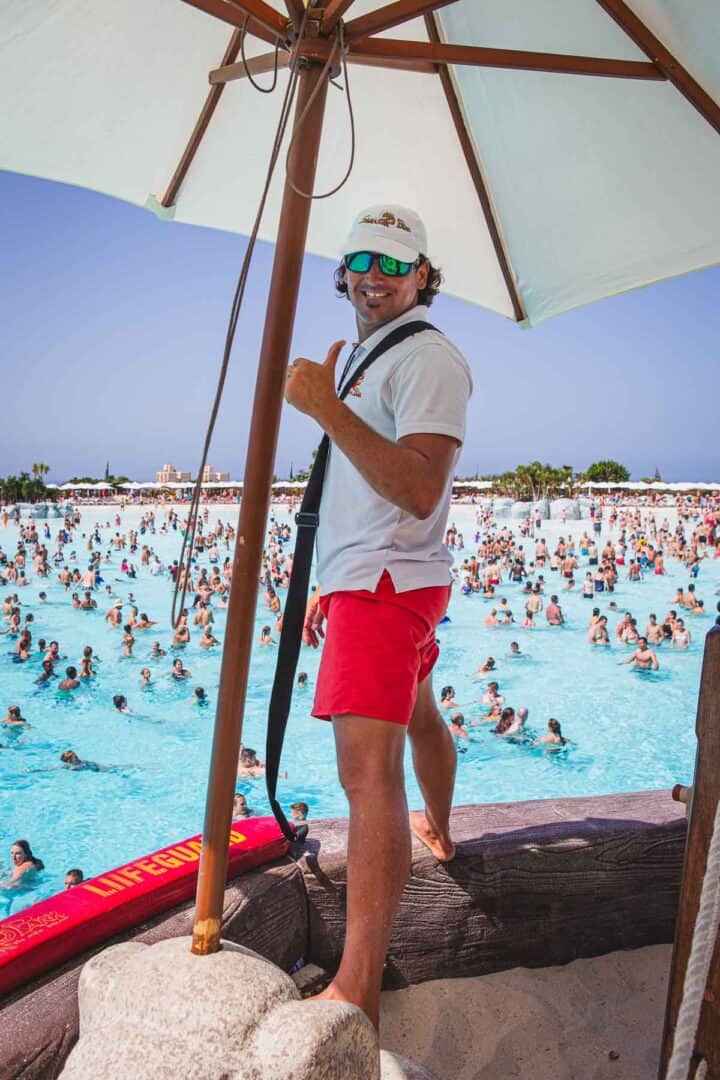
[60,937,381,1080]
[380,1050,438,1079]
[248,1000,379,1080]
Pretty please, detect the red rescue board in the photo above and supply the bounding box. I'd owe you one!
[0,817,288,997]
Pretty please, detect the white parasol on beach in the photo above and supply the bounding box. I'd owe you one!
[452,480,494,490]
[1,1,719,326]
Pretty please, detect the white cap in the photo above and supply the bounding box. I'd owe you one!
[341,204,428,263]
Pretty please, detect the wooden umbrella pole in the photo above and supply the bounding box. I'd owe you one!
[191,59,330,956]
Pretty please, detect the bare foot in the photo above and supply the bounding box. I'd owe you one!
[409,810,455,862]
[313,980,379,1031]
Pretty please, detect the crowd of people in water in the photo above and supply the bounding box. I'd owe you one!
[2,493,719,900]
[0,503,314,898]
[429,500,719,756]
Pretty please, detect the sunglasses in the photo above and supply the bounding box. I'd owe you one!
[343,251,420,276]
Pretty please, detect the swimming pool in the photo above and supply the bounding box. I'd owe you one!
[1,504,716,914]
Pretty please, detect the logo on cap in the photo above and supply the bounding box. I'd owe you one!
[360,211,411,233]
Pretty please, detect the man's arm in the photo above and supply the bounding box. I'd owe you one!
[324,406,458,521]
[285,341,459,521]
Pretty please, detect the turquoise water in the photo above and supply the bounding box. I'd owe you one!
[1,504,716,915]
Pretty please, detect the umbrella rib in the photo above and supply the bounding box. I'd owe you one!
[596,0,720,134]
[212,49,435,79]
[210,51,290,84]
[343,38,664,80]
[344,51,436,74]
[425,13,526,323]
[162,28,246,207]
[180,0,290,47]
[321,0,358,35]
[345,0,458,42]
[283,0,306,32]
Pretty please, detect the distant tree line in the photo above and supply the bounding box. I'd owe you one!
[0,463,133,503]
[453,459,631,499]
[0,463,52,503]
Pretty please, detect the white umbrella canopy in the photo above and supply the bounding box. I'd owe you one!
[1,0,719,325]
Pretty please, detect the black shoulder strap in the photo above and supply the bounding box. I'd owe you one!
[265,320,439,839]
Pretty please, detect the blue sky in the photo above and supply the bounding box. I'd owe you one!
[1,169,718,483]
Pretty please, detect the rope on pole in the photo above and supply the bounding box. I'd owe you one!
[665,799,720,1080]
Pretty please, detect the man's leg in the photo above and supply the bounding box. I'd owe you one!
[407,675,457,861]
[315,714,409,1030]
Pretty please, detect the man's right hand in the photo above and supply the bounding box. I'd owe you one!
[303,593,325,648]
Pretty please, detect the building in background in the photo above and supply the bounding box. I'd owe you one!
[155,464,192,485]
[201,464,230,483]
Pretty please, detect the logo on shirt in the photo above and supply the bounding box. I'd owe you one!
[360,212,411,233]
[348,373,365,397]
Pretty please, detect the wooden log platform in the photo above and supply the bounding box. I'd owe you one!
[2,791,686,1078]
[299,791,686,988]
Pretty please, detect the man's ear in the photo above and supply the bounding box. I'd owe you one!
[416,260,430,291]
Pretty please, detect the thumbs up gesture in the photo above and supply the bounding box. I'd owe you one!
[285,340,346,421]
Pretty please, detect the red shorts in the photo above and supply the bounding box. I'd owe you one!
[312,571,451,726]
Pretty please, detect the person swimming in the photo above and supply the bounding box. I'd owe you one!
[493,706,516,735]
[2,839,44,889]
[170,658,190,680]
[534,718,568,749]
[237,747,267,778]
[2,705,29,727]
[474,656,496,675]
[60,749,101,771]
[439,685,459,710]
[448,712,470,741]
[58,666,80,691]
[481,681,505,706]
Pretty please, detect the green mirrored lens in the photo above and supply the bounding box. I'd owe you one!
[345,252,373,272]
[379,255,401,275]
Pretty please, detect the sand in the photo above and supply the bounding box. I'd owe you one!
[379,944,672,1080]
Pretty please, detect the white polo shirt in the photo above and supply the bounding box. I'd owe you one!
[316,305,473,594]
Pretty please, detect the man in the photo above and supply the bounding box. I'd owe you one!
[105,599,123,626]
[448,712,470,741]
[58,665,80,691]
[621,637,659,671]
[546,595,564,625]
[285,205,471,1028]
[65,868,84,888]
[588,614,610,645]
[232,792,253,819]
[526,585,544,617]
